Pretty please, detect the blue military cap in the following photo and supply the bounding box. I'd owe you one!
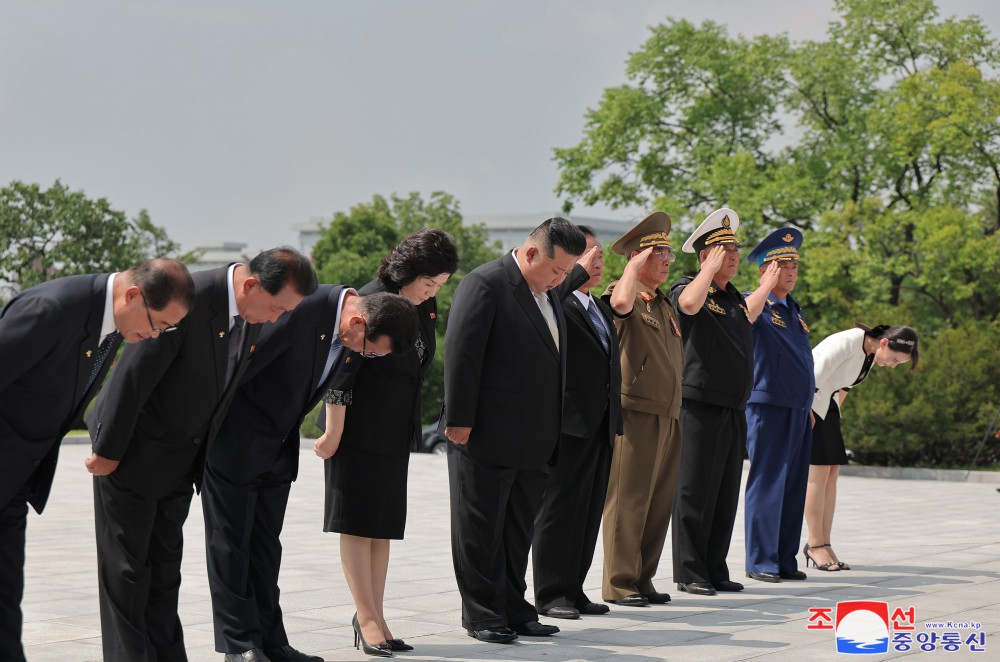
[746,228,802,267]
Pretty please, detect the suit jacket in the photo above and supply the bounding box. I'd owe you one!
[337,279,438,456]
[812,327,868,419]
[554,265,622,445]
[88,266,260,500]
[0,274,123,512]
[443,251,567,469]
[208,285,349,484]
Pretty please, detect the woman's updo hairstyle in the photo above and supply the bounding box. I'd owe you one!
[856,323,919,370]
[377,229,459,289]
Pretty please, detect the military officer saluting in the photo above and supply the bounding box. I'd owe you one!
[742,228,815,583]
[669,208,764,596]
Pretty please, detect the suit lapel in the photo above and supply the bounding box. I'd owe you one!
[504,253,559,357]
[73,275,107,401]
[210,268,232,395]
[568,295,605,348]
[309,286,342,392]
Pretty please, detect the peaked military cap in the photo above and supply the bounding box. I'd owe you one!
[681,208,740,254]
[610,211,673,256]
[746,227,803,267]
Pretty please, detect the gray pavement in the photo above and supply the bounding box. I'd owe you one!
[23,443,1000,661]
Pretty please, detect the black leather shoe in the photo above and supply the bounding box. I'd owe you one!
[746,571,782,583]
[780,570,807,580]
[577,601,610,615]
[385,639,413,652]
[644,591,671,604]
[263,646,323,662]
[224,650,271,662]
[466,628,517,643]
[608,593,649,607]
[510,620,559,636]
[677,582,716,596]
[539,605,580,619]
[714,580,744,592]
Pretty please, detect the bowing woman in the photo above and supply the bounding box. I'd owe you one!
[314,229,458,657]
[805,323,919,572]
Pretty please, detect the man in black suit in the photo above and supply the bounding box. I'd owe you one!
[0,258,193,662]
[87,247,317,662]
[443,217,586,643]
[532,226,622,620]
[204,286,417,662]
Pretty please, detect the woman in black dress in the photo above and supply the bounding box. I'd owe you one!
[805,323,919,572]
[314,229,457,656]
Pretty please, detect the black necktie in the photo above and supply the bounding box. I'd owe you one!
[83,331,121,399]
[225,315,245,387]
[586,299,611,354]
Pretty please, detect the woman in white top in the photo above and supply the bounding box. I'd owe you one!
[805,323,919,571]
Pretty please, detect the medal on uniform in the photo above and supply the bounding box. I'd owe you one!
[707,298,725,315]
[770,307,786,328]
[668,315,681,337]
[640,313,661,329]
[798,313,810,333]
[638,290,654,313]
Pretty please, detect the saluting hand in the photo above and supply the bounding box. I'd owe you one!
[577,244,602,277]
[85,453,119,476]
[701,245,727,275]
[445,426,471,446]
[759,261,781,292]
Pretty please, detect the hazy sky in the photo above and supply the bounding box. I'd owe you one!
[2,0,998,254]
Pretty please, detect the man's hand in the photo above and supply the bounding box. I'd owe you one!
[759,261,781,293]
[445,426,472,446]
[700,245,727,276]
[577,245,602,277]
[85,453,119,476]
[314,432,341,460]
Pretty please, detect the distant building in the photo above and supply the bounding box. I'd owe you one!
[187,241,249,273]
[292,213,631,258]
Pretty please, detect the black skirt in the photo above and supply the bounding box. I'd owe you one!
[811,396,848,466]
[323,444,410,539]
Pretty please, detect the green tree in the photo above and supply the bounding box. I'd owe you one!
[310,192,501,428]
[0,180,184,301]
[555,0,1000,466]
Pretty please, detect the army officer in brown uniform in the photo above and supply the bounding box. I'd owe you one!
[600,212,685,607]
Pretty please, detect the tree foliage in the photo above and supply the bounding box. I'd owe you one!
[310,191,502,426]
[555,0,1000,466]
[0,180,185,302]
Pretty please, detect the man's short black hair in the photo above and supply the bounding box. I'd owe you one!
[359,292,419,354]
[377,229,459,288]
[577,224,597,239]
[529,217,587,258]
[129,258,195,311]
[248,246,318,297]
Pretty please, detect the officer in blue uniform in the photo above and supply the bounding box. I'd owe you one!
[741,228,815,583]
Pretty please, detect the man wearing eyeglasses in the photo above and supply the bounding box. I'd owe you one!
[0,258,194,662]
[670,209,764,597]
[203,286,416,662]
[594,212,684,610]
[87,247,317,662]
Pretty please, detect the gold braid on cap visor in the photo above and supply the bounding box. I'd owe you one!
[703,228,738,246]
[762,246,799,263]
[638,232,671,249]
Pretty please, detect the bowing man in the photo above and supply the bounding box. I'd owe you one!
[87,247,316,662]
[0,259,193,662]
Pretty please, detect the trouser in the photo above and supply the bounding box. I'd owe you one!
[94,473,193,662]
[744,403,812,573]
[671,399,745,585]
[0,480,33,662]
[601,410,680,600]
[447,446,548,630]
[202,450,294,654]
[532,412,613,610]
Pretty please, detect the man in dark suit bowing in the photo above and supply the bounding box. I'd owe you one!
[0,258,193,662]
[87,247,317,662]
[532,226,622,620]
[204,286,417,662]
[443,217,586,643]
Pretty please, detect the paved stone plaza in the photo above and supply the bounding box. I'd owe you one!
[23,443,1000,661]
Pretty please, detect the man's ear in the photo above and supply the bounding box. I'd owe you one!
[124,285,143,305]
[242,275,260,294]
[524,245,538,262]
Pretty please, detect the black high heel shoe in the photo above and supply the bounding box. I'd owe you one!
[803,543,840,572]
[353,613,393,657]
[386,639,413,652]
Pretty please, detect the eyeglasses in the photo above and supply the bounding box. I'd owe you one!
[650,247,676,264]
[361,333,387,358]
[141,294,179,335]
